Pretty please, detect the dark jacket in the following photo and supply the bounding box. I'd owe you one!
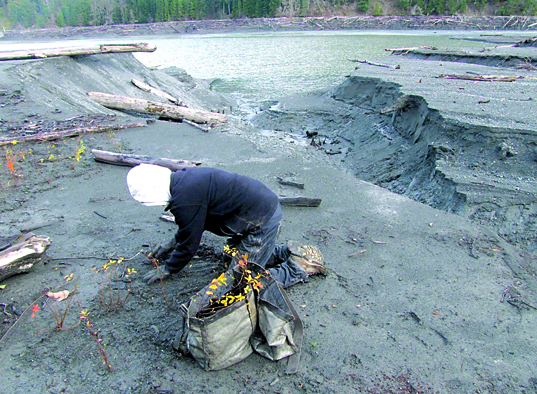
[165,167,279,273]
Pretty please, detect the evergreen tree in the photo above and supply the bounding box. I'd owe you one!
[357,0,369,12]
[7,0,37,27]
[373,1,383,14]
[55,7,65,26]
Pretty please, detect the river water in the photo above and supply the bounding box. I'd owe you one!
[132,30,491,110]
[1,30,495,109]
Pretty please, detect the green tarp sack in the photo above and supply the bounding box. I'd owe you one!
[173,264,303,374]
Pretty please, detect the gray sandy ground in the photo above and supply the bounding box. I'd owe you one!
[0,36,536,393]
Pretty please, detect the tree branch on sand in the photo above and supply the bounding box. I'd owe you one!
[0,123,146,146]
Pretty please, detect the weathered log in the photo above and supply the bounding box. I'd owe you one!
[87,92,228,125]
[348,59,392,68]
[182,119,211,132]
[131,78,186,106]
[91,149,201,171]
[279,197,322,207]
[385,46,438,53]
[438,74,521,82]
[0,123,146,147]
[385,47,421,52]
[277,177,305,189]
[0,233,51,282]
[0,43,156,61]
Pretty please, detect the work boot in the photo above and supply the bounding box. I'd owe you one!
[287,241,326,275]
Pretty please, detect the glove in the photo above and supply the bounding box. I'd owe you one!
[143,264,171,284]
[151,237,177,260]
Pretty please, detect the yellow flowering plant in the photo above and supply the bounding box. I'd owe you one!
[195,247,266,319]
[92,257,133,311]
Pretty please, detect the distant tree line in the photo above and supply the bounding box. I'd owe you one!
[1,0,536,29]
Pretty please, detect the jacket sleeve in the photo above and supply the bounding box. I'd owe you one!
[166,204,207,273]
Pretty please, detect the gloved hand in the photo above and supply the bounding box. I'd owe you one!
[143,264,171,284]
[151,237,177,260]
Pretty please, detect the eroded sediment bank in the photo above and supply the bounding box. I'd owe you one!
[251,36,537,253]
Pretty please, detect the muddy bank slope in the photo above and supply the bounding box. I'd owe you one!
[251,35,537,254]
[0,52,537,394]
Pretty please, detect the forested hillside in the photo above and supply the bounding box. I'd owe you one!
[1,0,536,30]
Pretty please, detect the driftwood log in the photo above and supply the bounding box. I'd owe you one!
[279,197,322,207]
[385,46,438,54]
[182,119,211,132]
[131,79,186,106]
[0,123,146,147]
[277,177,305,189]
[0,233,51,282]
[91,149,201,171]
[438,74,522,82]
[348,59,392,68]
[87,92,228,125]
[0,43,156,61]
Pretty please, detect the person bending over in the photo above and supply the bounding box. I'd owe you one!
[126,164,326,287]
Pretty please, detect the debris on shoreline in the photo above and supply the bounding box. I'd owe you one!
[2,15,537,42]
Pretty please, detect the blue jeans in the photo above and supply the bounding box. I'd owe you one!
[226,204,308,288]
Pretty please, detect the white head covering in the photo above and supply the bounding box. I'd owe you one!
[126,163,172,206]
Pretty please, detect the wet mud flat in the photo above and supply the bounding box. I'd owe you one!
[0,33,537,393]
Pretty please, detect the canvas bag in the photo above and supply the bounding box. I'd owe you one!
[176,266,257,371]
[174,263,303,374]
[251,274,302,366]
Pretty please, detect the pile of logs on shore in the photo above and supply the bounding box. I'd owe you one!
[4,17,537,42]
